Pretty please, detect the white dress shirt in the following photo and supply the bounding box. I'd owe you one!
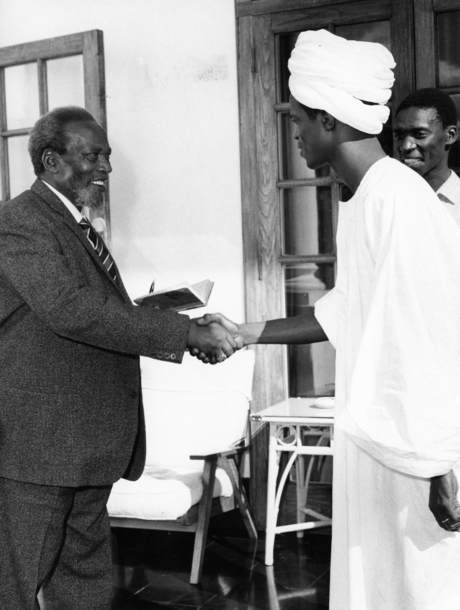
[436,169,460,227]
[40,179,83,223]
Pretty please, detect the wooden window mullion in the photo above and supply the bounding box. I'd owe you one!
[37,58,48,116]
[0,68,9,201]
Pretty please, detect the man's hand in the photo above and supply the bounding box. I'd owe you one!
[187,318,239,364]
[189,313,244,364]
[429,470,460,532]
[197,313,244,347]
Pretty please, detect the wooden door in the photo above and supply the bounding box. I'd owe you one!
[237,0,415,526]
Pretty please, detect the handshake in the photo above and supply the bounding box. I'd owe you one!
[186,313,244,364]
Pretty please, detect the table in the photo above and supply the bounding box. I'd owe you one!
[251,397,335,565]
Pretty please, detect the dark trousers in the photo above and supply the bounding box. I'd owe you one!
[0,477,113,610]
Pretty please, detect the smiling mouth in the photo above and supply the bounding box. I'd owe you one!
[402,158,423,166]
[91,180,106,190]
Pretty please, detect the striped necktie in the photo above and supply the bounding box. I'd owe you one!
[79,217,117,282]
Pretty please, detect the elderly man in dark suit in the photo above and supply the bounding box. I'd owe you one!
[0,106,238,610]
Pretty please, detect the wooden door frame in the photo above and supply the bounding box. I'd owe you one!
[236,0,415,527]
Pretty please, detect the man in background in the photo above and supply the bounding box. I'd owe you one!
[0,106,237,610]
[394,87,460,220]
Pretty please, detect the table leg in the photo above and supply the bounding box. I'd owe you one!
[295,438,306,538]
[265,423,280,565]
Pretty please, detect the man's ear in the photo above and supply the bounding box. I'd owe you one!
[320,111,336,131]
[41,149,60,173]
[445,124,458,147]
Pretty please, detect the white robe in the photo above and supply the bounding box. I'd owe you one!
[315,157,460,610]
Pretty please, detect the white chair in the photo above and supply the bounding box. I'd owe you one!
[108,349,258,584]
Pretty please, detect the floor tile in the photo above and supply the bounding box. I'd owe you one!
[112,483,332,609]
[112,587,163,608]
[113,530,330,609]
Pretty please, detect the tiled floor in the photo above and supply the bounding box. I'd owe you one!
[112,529,330,609]
[111,483,331,609]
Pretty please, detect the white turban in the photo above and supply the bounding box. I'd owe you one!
[288,29,396,134]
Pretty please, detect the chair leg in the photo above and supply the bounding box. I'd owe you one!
[190,457,218,585]
[219,455,258,540]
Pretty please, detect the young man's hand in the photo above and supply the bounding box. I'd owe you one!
[187,317,242,364]
[429,470,460,532]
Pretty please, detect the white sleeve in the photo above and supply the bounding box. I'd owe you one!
[314,287,344,349]
[341,181,460,478]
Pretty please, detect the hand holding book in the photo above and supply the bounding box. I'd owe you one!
[135,279,213,311]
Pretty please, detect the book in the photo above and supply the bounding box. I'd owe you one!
[134,279,214,311]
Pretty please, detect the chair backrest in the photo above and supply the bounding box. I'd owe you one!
[140,349,255,468]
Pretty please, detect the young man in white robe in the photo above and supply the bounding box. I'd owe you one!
[196,29,460,610]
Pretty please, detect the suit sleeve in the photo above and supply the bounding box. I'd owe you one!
[0,205,190,362]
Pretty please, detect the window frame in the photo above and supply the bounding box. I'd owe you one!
[236,0,414,411]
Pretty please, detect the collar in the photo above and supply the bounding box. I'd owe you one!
[40,180,83,222]
[436,170,460,206]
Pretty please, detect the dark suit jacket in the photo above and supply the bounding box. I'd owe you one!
[0,180,190,487]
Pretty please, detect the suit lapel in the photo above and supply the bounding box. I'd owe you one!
[30,180,131,301]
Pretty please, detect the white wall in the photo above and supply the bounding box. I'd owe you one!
[0,0,244,327]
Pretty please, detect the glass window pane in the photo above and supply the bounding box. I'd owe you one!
[5,64,39,130]
[340,183,353,202]
[285,263,335,397]
[283,185,335,255]
[437,11,460,87]
[47,55,84,109]
[450,93,460,120]
[8,136,34,197]
[334,20,391,48]
[448,94,460,170]
[278,31,300,103]
[378,110,394,157]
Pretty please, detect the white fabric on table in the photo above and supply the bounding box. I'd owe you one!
[315,156,460,609]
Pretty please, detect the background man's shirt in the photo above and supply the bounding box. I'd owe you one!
[436,169,460,226]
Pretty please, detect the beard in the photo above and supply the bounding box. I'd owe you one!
[73,182,104,211]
